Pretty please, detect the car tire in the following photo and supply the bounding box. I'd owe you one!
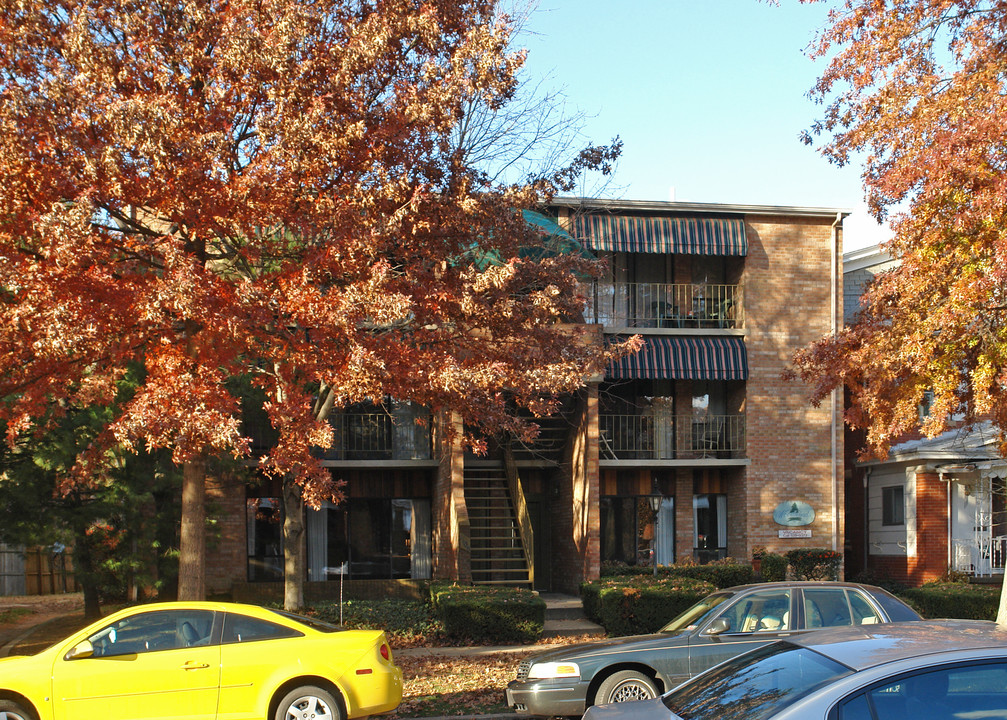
[0,699,37,720]
[273,685,344,720]
[596,670,660,705]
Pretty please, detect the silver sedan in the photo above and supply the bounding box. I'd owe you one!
[582,620,1007,720]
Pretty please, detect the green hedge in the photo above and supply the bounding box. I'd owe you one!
[896,582,1001,620]
[308,598,443,646]
[428,581,545,644]
[580,576,715,637]
[760,553,788,582]
[786,548,842,581]
[665,561,754,588]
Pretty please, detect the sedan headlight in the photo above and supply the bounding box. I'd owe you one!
[527,661,581,679]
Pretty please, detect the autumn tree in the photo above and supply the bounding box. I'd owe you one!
[788,1,1007,618]
[0,0,624,605]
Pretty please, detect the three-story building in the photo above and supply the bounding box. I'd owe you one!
[209,197,848,597]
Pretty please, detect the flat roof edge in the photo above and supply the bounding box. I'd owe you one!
[551,196,852,219]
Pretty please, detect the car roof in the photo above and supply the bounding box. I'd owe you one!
[787,620,1007,671]
[721,581,889,593]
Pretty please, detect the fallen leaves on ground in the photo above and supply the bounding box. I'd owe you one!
[387,635,601,718]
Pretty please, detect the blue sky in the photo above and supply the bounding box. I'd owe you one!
[516,0,886,250]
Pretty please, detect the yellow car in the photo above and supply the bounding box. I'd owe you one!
[0,601,403,720]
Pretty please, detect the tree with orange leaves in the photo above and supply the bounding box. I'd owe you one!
[0,0,624,604]
[789,0,1007,617]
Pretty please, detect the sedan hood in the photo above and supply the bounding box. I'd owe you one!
[527,628,692,663]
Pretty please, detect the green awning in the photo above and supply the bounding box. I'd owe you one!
[573,214,747,256]
[608,336,748,381]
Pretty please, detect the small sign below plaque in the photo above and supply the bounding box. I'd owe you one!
[779,528,812,539]
[773,500,815,527]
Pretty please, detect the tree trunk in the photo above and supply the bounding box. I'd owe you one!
[178,456,207,601]
[71,525,103,621]
[282,480,305,611]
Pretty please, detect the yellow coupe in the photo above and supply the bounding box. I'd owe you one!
[0,601,403,720]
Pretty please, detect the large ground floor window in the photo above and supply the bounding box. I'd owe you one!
[600,495,675,568]
[247,497,432,582]
[694,493,727,562]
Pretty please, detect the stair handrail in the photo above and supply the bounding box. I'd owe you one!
[503,444,534,588]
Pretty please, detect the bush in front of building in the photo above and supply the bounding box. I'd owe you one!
[308,598,444,647]
[580,576,715,637]
[896,581,1001,620]
[600,561,653,577]
[759,552,788,582]
[663,558,754,588]
[786,548,842,581]
[428,581,546,644]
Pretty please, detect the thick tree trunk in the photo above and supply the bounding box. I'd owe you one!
[282,480,305,611]
[71,526,103,621]
[178,456,207,601]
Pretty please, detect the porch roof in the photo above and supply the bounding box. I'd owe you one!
[607,336,748,381]
[571,213,747,256]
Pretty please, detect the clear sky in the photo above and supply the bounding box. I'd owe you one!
[516,0,887,251]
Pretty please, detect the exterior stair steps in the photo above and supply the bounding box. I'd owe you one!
[464,466,532,588]
[539,593,604,638]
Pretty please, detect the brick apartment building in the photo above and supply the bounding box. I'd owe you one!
[207,197,848,598]
[844,246,1007,586]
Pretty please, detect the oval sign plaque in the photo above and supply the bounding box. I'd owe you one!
[773,500,815,527]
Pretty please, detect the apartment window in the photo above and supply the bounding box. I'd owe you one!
[882,485,905,526]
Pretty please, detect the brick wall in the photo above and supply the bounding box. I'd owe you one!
[205,473,248,594]
[868,470,948,585]
[742,215,844,561]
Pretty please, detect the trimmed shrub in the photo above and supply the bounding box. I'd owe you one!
[896,582,1000,621]
[308,599,443,646]
[760,552,788,582]
[600,561,654,578]
[664,559,754,588]
[786,548,842,581]
[580,576,715,637]
[428,582,545,644]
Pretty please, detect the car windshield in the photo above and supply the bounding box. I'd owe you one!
[660,592,731,633]
[267,608,343,633]
[663,642,853,720]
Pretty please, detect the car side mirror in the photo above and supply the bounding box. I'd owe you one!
[65,640,94,660]
[706,618,731,636]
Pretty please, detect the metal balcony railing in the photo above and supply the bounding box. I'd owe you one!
[951,536,1007,577]
[245,411,432,460]
[599,413,746,460]
[585,282,743,329]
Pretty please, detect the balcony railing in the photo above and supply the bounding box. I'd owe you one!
[246,411,432,460]
[951,537,1007,577]
[585,282,743,329]
[600,413,746,460]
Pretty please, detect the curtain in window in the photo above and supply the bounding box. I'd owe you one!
[411,499,432,579]
[306,505,327,581]
[656,497,675,565]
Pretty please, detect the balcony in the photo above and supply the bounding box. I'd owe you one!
[585,282,743,330]
[246,411,432,461]
[599,413,746,461]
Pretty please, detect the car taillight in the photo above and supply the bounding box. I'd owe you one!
[380,643,390,661]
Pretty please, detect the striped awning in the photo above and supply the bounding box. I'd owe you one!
[608,336,748,381]
[573,214,747,256]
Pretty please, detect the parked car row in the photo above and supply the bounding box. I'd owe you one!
[506,581,922,717]
[1,583,1004,720]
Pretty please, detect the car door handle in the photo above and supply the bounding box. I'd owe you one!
[182,661,210,670]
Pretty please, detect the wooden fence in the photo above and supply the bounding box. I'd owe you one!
[0,545,78,596]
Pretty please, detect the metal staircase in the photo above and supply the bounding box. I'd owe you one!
[508,413,571,464]
[464,466,532,587]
